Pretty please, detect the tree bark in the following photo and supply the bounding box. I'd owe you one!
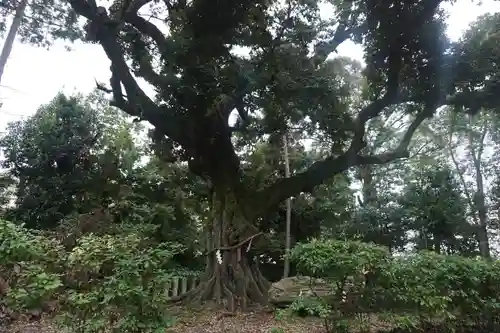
[472,169,490,259]
[359,164,377,206]
[282,133,291,279]
[0,0,28,86]
[428,117,489,257]
[176,187,271,310]
[467,117,491,259]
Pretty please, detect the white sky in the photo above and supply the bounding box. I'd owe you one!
[0,0,499,132]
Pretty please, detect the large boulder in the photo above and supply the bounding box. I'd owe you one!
[268,276,333,308]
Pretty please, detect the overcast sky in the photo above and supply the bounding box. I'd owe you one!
[0,0,499,132]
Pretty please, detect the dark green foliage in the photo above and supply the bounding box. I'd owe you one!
[337,163,475,256]
[290,239,500,332]
[397,165,477,255]
[449,13,500,114]
[0,0,83,47]
[0,220,182,333]
[115,160,207,271]
[0,92,202,273]
[67,0,500,215]
[348,197,408,252]
[1,93,104,228]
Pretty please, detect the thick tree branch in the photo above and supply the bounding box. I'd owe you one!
[252,102,433,219]
[312,24,365,65]
[69,0,188,146]
[125,11,169,53]
[129,0,151,13]
[68,0,94,18]
[349,50,404,152]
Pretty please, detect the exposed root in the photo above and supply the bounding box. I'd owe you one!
[188,190,272,312]
[179,256,270,311]
[199,276,216,301]
[251,262,271,295]
[168,276,215,303]
[243,262,264,302]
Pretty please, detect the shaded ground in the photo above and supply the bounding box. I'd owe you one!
[7,307,488,333]
[166,306,326,333]
[3,317,61,333]
[3,307,326,333]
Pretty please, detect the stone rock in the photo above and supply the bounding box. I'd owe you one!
[268,276,333,307]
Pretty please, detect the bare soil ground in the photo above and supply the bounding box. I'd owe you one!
[2,306,403,333]
[166,306,326,333]
[6,310,469,333]
[2,306,327,333]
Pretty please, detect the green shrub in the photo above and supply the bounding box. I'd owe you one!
[290,238,390,280]
[0,220,64,312]
[290,238,389,309]
[289,238,500,331]
[288,239,390,331]
[289,295,331,318]
[0,219,193,332]
[58,232,184,333]
[380,251,500,322]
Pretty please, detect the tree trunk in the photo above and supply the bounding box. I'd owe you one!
[359,164,377,206]
[434,236,441,254]
[0,0,28,85]
[472,165,491,259]
[282,133,291,279]
[467,117,491,259]
[178,188,271,311]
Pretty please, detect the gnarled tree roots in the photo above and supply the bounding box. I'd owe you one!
[172,255,271,311]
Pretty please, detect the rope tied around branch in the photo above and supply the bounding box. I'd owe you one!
[207,232,263,258]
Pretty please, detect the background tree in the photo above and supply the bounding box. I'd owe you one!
[240,137,355,281]
[0,90,208,272]
[0,93,105,228]
[397,163,475,255]
[0,0,83,88]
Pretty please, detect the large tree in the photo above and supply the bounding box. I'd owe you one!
[63,0,500,308]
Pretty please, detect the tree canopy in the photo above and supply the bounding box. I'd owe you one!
[64,0,500,218]
[0,0,82,46]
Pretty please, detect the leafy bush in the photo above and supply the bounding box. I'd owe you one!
[58,233,184,333]
[290,238,389,303]
[289,238,500,332]
[0,220,64,312]
[288,239,390,331]
[380,251,500,323]
[289,296,331,318]
[290,237,390,279]
[0,219,188,332]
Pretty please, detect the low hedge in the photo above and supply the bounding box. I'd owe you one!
[289,238,500,331]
